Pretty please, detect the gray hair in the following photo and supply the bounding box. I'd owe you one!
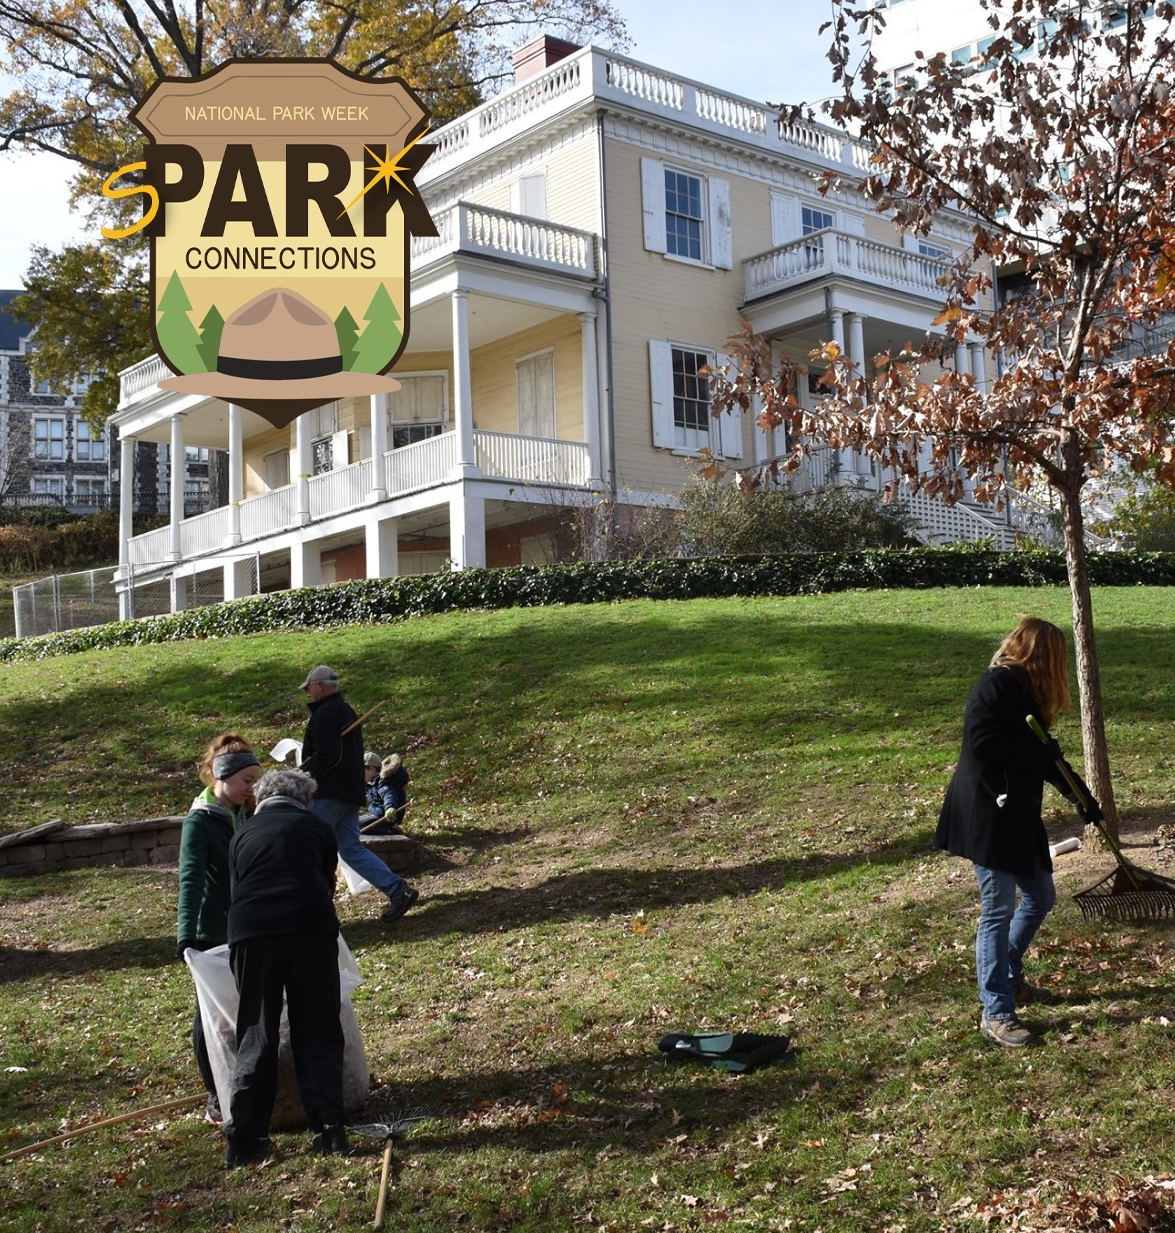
[254,768,317,808]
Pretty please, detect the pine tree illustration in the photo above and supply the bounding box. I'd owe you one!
[334,306,360,372]
[351,283,402,374]
[196,305,225,373]
[156,271,206,373]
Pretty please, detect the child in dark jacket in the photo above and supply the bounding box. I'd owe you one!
[360,752,410,834]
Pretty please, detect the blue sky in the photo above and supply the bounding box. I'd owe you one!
[0,0,842,287]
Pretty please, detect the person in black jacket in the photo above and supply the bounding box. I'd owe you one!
[936,617,1101,1048]
[222,768,348,1166]
[299,665,418,923]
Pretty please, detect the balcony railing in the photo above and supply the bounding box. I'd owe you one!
[413,202,598,280]
[125,429,594,571]
[384,432,457,494]
[118,355,172,408]
[419,47,864,187]
[308,460,373,520]
[744,229,949,302]
[476,430,589,487]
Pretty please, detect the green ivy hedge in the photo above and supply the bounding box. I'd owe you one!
[2,548,1173,664]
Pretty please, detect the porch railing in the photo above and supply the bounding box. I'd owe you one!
[128,524,173,568]
[308,460,373,520]
[475,430,590,487]
[179,505,233,557]
[241,484,298,540]
[118,355,171,407]
[745,229,948,302]
[384,432,457,494]
[413,202,598,280]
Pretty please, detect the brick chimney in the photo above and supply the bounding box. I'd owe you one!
[510,35,581,83]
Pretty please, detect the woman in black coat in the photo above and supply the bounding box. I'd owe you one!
[936,617,1098,1048]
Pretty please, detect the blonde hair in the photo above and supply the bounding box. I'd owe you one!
[198,732,254,786]
[990,617,1071,728]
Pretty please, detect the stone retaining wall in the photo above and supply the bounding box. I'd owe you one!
[0,819,421,877]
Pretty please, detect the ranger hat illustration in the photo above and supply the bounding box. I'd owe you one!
[159,287,400,399]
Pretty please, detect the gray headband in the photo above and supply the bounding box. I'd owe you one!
[212,750,260,780]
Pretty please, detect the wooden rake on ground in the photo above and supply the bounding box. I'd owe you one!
[347,1108,428,1230]
[1027,715,1175,923]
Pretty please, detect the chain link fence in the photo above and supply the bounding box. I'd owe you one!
[12,555,260,639]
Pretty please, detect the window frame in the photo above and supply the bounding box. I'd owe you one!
[384,372,450,451]
[75,419,106,462]
[663,165,706,264]
[33,415,67,461]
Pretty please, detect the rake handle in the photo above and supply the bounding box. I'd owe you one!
[373,1139,395,1230]
[1025,714,1137,880]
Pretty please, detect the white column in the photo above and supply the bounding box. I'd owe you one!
[118,432,135,620]
[452,290,476,473]
[829,307,846,350]
[449,486,486,570]
[228,402,243,544]
[955,340,971,378]
[970,343,988,398]
[847,312,867,391]
[369,393,388,500]
[169,414,185,561]
[170,574,188,613]
[579,312,602,487]
[118,433,135,569]
[365,512,399,579]
[291,539,322,588]
[224,559,251,600]
[295,412,312,525]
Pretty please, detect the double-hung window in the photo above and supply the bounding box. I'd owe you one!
[649,341,743,459]
[74,477,106,504]
[34,416,66,460]
[386,374,448,449]
[76,420,106,462]
[801,205,834,266]
[918,240,951,261]
[641,158,732,269]
[664,169,704,261]
[32,476,65,499]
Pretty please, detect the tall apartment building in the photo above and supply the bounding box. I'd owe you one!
[109,36,1022,617]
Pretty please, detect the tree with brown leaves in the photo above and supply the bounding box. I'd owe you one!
[710,0,1175,836]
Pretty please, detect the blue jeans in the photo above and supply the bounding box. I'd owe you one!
[310,797,405,899]
[973,863,1056,1020]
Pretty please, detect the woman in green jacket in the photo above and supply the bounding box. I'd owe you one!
[177,733,261,1122]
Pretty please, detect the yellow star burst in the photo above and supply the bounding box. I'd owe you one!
[337,125,433,220]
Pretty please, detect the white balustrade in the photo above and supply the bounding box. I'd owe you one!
[413,202,597,278]
[308,461,372,520]
[604,57,684,109]
[479,58,583,137]
[240,485,297,540]
[384,432,457,494]
[128,525,172,568]
[179,506,233,556]
[745,229,948,301]
[475,431,589,486]
[118,355,171,406]
[696,88,769,134]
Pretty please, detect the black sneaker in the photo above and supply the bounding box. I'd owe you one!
[311,1124,351,1156]
[381,884,420,924]
[224,1137,271,1168]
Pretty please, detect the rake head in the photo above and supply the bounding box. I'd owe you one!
[1073,865,1175,923]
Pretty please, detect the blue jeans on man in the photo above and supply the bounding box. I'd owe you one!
[310,797,406,898]
[973,863,1056,1020]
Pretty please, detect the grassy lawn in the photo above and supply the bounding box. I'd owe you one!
[2,587,1174,1232]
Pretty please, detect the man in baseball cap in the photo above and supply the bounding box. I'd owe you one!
[299,665,419,924]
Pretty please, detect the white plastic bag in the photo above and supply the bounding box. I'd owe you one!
[185,935,369,1130]
[338,858,377,895]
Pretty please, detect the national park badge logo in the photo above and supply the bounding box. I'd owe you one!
[113,60,437,429]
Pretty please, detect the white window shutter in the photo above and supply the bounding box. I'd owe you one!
[901,232,919,252]
[359,425,372,460]
[288,447,299,480]
[771,192,798,245]
[843,213,867,238]
[715,352,743,459]
[708,177,733,269]
[649,340,674,447]
[330,429,349,470]
[641,158,667,254]
[511,174,547,219]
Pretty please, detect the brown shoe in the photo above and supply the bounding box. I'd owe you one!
[980,1016,1033,1048]
[1012,978,1056,1006]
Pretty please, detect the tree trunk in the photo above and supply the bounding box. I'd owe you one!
[1058,462,1119,837]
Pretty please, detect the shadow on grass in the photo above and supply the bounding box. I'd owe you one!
[353,1048,819,1156]
[0,937,175,985]
[345,828,939,947]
